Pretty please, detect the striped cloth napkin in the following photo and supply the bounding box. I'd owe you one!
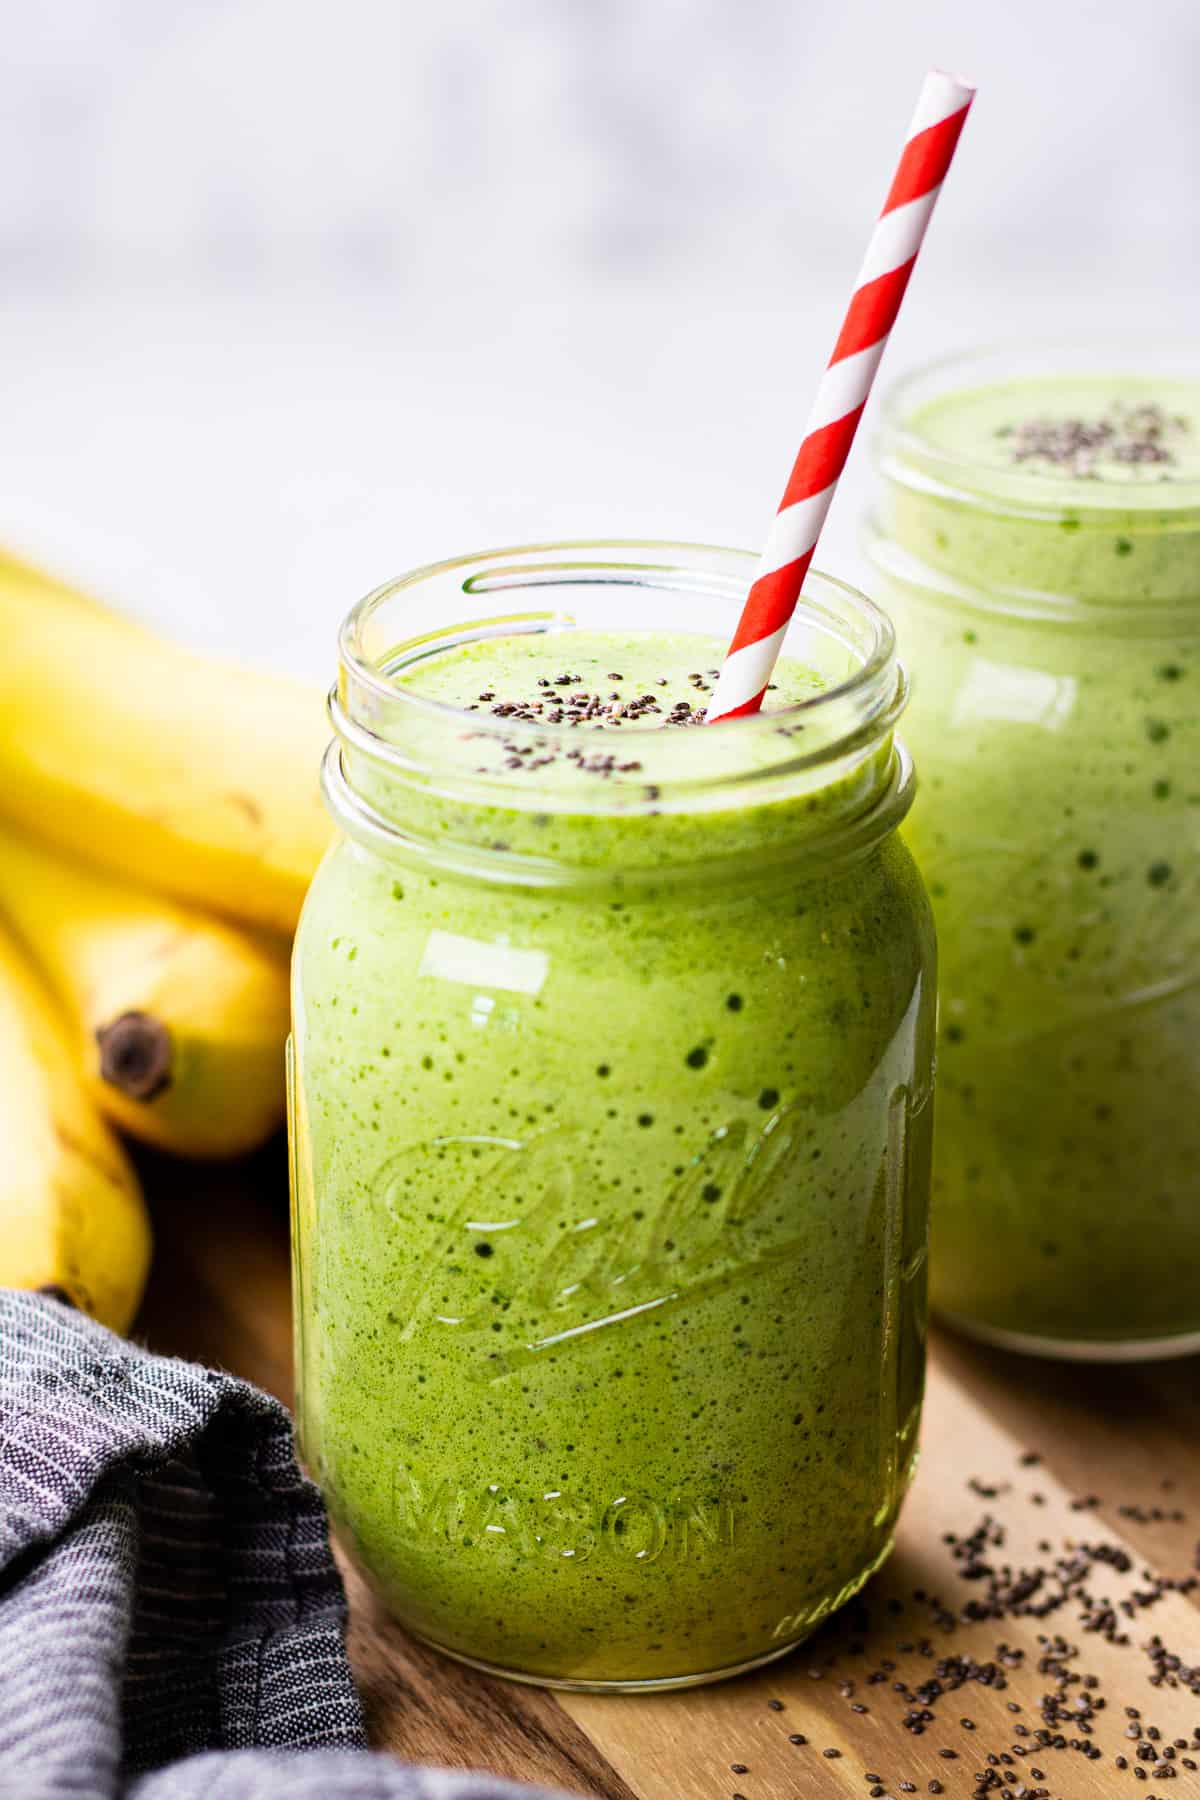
[0,1291,562,1800]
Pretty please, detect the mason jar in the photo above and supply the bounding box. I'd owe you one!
[866,346,1200,1360]
[289,541,935,1689]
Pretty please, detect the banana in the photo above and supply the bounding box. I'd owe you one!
[0,922,149,1333]
[0,547,332,934]
[0,822,291,1158]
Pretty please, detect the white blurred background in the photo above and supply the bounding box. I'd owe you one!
[2,0,1196,675]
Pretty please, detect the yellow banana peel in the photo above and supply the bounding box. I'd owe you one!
[0,547,333,934]
[0,922,150,1333]
[0,821,292,1158]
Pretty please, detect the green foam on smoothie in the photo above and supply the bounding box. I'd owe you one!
[399,628,827,784]
[405,628,825,713]
[910,375,1200,490]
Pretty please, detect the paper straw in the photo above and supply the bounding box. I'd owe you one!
[706,68,976,723]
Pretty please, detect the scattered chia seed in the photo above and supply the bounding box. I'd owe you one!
[702,1430,1196,1797]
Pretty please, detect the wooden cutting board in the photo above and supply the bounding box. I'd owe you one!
[135,1142,1200,1800]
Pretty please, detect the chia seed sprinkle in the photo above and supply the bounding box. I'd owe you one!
[461,653,773,781]
[998,402,1190,479]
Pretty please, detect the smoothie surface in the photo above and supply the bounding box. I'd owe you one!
[909,374,1200,496]
[398,628,827,782]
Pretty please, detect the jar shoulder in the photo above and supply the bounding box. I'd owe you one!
[296,833,933,968]
[294,833,935,1095]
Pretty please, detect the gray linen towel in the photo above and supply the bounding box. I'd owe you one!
[0,1291,562,1800]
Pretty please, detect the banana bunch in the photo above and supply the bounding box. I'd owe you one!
[0,548,334,1329]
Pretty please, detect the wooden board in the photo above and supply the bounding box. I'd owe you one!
[135,1143,1200,1800]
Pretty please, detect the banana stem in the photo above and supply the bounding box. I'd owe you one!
[96,1010,174,1100]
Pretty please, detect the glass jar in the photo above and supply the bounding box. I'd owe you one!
[866,346,1200,1360]
[289,541,935,1690]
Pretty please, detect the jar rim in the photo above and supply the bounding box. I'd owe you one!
[878,340,1200,518]
[337,539,898,757]
[325,541,912,882]
[321,735,917,892]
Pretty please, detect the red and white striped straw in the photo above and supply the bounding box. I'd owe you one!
[706,68,975,723]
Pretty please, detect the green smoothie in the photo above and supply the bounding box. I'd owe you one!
[869,356,1200,1353]
[290,551,935,1687]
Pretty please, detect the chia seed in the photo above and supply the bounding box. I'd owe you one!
[1000,401,1189,478]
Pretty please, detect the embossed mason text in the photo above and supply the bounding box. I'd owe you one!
[392,1467,737,1565]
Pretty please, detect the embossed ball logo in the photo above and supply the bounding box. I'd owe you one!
[367,1109,803,1376]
